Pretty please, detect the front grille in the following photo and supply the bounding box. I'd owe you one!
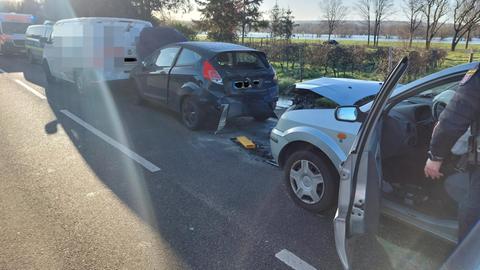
[13,40,25,47]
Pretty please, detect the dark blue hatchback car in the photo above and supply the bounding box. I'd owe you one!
[130,41,279,130]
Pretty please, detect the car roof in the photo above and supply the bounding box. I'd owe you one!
[295,77,383,106]
[173,41,260,56]
[392,61,479,97]
[27,24,51,30]
[56,17,151,26]
[358,61,480,111]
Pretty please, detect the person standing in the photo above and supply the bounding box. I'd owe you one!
[425,64,480,241]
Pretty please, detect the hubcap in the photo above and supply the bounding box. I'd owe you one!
[182,101,197,127]
[290,159,325,204]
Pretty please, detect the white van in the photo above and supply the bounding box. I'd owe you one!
[42,17,152,91]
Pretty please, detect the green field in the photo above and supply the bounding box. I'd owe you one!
[201,35,480,91]
[266,38,480,91]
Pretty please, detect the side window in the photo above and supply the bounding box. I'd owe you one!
[44,27,52,39]
[175,48,202,66]
[155,47,180,67]
[416,80,460,98]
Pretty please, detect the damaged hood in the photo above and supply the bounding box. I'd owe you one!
[293,77,383,106]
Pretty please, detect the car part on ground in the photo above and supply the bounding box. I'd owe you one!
[236,136,256,149]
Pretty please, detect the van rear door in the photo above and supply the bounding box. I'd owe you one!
[334,57,408,269]
[99,19,151,80]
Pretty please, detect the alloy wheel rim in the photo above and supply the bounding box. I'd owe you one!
[289,159,325,204]
[182,101,197,127]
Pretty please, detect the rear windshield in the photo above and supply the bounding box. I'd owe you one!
[214,51,268,69]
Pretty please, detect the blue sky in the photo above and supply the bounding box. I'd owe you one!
[172,0,405,21]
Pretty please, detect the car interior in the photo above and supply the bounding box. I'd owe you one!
[380,79,463,225]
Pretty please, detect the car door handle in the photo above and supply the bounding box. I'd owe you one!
[149,70,167,75]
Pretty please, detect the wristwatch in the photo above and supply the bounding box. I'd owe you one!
[428,151,445,162]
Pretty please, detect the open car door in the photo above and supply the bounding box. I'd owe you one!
[334,57,409,270]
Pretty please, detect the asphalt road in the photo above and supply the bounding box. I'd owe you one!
[0,55,454,270]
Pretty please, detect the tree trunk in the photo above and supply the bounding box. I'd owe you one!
[451,31,459,51]
[367,19,371,46]
[241,23,246,44]
[466,28,472,49]
[425,22,430,50]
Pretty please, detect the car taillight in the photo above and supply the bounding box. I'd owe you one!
[203,61,223,85]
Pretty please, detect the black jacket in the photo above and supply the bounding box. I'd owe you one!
[430,64,480,158]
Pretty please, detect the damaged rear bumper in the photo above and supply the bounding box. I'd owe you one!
[206,86,279,119]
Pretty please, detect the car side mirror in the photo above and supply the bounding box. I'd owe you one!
[335,106,362,122]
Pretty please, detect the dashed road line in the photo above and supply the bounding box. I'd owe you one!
[60,109,161,173]
[14,79,46,100]
[275,249,317,270]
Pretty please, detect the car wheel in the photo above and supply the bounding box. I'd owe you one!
[284,150,338,213]
[131,79,145,105]
[43,61,56,84]
[27,51,35,64]
[181,96,204,130]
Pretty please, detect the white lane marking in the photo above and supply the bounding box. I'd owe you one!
[0,68,5,73]
[14,79,46,100]
[60,109,161,173]
[275,249,317,270]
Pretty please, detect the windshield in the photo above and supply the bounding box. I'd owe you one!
[0,1,477,270]
[1,22,30,34]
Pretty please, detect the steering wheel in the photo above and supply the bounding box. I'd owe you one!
[432,90,456,121]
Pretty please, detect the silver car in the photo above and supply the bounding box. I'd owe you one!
[270,78,382,212]
[271,61,478,265]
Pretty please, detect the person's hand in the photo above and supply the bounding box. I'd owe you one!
[424,159,444,180]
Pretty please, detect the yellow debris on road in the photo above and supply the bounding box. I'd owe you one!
[236,136,256,149]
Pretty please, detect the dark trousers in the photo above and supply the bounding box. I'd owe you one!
[459,166,480,241]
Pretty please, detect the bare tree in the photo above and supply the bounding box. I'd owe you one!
[422,0,449,50]
[465,23,477,49]
[372,0,393,46]
[358,0,373,45]
[451,0,480,51]
[322,0,347,41]
[403,0,423,47]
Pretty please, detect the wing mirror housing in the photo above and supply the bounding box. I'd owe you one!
[335,106,364,122]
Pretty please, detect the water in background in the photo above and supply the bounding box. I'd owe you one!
[218,32,480,45]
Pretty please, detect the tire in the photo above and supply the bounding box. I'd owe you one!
[284,150,338,213]
[27,51,35,64]
[181,96,205,130]
[131,78,145,105]
[43,60,56,84]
